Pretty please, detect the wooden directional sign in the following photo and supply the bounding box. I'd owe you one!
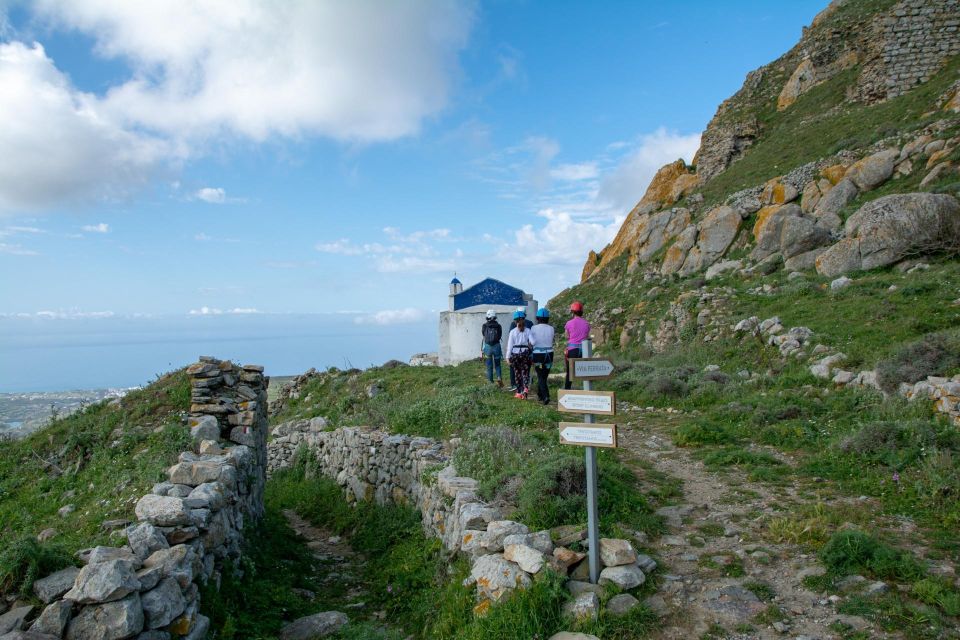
[557,389,616,415]
[559,422,617,448]
[570,358,615,380]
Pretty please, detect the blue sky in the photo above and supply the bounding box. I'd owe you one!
[0,0,826,326]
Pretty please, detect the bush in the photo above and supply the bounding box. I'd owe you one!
[837,420,938,465]
[0,536,75,596]
[875,332,960,393]
[819,531,925,582]
[648,375,688,398]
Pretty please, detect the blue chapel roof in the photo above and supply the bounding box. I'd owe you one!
[450,277,461,284]
[453,277,526,311]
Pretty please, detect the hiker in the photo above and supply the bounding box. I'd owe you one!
[531,308,555,405]
[508,306,532,390]
[480,309,503,387]
[564,300,590,390]
[506,309,534,399]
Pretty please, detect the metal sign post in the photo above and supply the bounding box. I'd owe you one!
[582,338,602,584]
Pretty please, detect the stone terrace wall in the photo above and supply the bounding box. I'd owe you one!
[13,358,268,640]
[268,420,478,552]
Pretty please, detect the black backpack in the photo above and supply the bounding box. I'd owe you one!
[483,321,500,345]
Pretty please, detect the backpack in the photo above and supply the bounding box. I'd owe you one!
[483,322,500,345]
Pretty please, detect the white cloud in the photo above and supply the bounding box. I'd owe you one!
[1,2,475,212]
[0,242,39,256]
[81,222,110,233]
[500,208,624,267]
[189,306,223,315]
[550,162,599,182]
[354,307,427,325]
[194,187,226,204]
[0,41,169,212]
[597,127,701,214]
[33,309,114,319]
[228,307,260,314]
[316,227,463,274]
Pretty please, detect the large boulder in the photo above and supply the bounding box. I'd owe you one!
[278,612,348,640]
[29,601,72,637]
[695,206,741,266]
[777,59,816,110]
[751,204,801,260]
[594,207,690,275]
[660,225,698,275]
[817,193,960,276]
[779,215,832,259]
[813,178,858,230]
[845,149,898,191]
[65,593,143,640]
[63,559,141,605]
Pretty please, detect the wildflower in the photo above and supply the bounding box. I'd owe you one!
[892,471,900,484]
[386,584,393,593]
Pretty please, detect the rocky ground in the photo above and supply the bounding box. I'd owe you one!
[615,410,949,640]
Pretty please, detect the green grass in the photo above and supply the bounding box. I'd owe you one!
[0,370,192,597]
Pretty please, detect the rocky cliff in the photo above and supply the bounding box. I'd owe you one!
[582,0,960,283]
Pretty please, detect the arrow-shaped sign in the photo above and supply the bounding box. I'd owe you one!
[559,422,618,448]
[557,389,616,415]
[570,358,615,380]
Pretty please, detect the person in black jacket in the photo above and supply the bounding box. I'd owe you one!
[480,310,504,387]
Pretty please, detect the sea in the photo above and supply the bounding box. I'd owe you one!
[0,314,437,393]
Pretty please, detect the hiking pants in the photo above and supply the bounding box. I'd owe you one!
[511,352,532,394]
[532,351,553,403]
[483,343,502,382]
[564,347,582,390]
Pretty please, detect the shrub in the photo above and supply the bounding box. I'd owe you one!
[648,375,688,398]
[702,370,731,385]
[837,420,938,465]
[819,531,925,582]
[875,331,960,393]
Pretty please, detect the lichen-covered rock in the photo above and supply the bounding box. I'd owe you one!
[695,205,741,265]
[777,58,817,111]
[815,237,862,277]
[483,521,529,553]
[845,148,898,191]
[779,215,832,259]
[660,225,698,275]
[63,559,141,604]
[65,593,143,640]
[502,530,553,555]
[188,416,219,443]
[464,554,532,602]
[606,593,640,617]
[563,591,599,621]
[503,544,545,574]
[751,204,799,260]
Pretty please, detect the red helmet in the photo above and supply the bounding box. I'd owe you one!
[570,301,584,313]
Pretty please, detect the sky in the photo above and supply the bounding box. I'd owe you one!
[0,0,827,326]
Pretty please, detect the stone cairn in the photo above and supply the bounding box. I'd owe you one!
[7,358,268,640]
[268,422,654,620]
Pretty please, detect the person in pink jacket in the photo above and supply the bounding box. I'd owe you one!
[563,301,590,390]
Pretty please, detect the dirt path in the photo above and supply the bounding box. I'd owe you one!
[615,411,898,640]
[282,510,381,622]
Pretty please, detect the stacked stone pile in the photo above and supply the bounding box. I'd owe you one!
[8,359,268,640]
[733,313,960,425]
[267,422,654,616]
[268,368,320,416]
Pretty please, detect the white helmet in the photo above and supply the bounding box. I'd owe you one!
[486,309,496,319]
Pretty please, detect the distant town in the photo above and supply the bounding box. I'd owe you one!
[0,388,133,438]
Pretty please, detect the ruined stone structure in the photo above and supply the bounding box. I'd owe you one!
[15,359,269,639]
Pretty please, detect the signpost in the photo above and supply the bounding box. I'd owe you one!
[557,338,615,584]
[569,357,615,380]
[557,389,616,415]
[559,422,617,448]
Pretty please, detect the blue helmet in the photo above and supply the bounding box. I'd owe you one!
[536,307,550,319]
[512,310,526,320]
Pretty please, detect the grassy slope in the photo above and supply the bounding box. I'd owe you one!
[0,370,191,595]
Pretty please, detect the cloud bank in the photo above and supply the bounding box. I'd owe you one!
[0,1,476,212]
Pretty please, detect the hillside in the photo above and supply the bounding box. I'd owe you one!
[0,371,191,596]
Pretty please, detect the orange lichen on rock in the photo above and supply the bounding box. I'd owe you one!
[821,164,848,185]
[752,204,784,240]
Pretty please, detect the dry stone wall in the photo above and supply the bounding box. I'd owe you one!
[267,421,656,616]
[12,358,268,640]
